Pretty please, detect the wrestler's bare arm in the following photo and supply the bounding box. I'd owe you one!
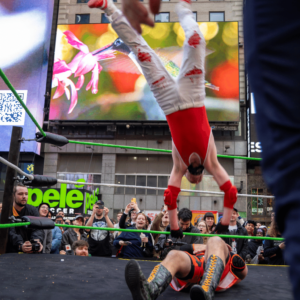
[121,0,160,33]
[204,135,229,187]
[204,136,237,226]
[169,143,186,187]
[167,144,187,229]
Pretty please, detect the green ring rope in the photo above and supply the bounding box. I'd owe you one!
[68,140,262,161]
[0,68,262,161]
[0,222,31,228]
[0,222,283,241]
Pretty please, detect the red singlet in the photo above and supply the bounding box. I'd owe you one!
[166,107,211,166]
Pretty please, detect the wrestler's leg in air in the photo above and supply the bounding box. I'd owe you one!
[164,0,207,236]
[88,0,177,114]
[204,136,238,227]
[125,250,192,300]
[176,0,206,108]
[190,237,247,300]
[174,0,237,229]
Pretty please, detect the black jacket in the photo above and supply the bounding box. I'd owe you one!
[222,221,248,260]
[6,204,44,253]
[60,228,88,255]
[263,235,285,265]
[248,239,263,259]
[157,224,203,257]
[119,212,139,229]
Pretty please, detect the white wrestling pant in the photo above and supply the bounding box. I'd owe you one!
[109,2,206,116]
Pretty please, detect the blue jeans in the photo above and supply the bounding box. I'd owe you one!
[244,1,300,298]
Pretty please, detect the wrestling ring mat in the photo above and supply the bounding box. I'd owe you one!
[0,254,291,300]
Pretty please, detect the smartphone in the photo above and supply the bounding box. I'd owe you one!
[56,220,62,224]
[131,198,136,203]
[123,241,132,245]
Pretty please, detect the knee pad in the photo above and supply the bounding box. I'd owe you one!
[220,180,237,209]
[231,254,245,271]
[164,185,181,210]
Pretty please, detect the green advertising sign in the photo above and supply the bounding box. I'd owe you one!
[27,179,100,215]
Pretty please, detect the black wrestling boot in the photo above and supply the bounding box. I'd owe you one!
[125,260,172,300]
[231,254,245,276]
[189,255,224,300]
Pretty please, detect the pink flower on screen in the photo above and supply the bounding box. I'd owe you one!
[64,30,115,94]
[52,59,78,114]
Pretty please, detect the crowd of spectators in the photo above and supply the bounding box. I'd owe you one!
[2,183,285,265]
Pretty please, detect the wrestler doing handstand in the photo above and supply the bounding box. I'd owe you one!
[88,0,238,237]
[125,236,248,300]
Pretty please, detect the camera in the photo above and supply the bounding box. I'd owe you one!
[30,240,40,252]
[154,238,187,259]
[154,239,174,252]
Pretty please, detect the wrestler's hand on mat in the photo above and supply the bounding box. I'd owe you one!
[22,241,33,253]
[122,0,158,34]
[193,244,207,255]
[170,228,183,239]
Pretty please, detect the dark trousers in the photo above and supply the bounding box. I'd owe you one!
[244,1,300,298]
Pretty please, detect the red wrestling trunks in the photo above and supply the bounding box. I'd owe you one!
[170,252,239,292]
[166,107,211,166]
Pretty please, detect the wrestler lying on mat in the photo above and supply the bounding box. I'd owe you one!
[125,236,248,300]
[87,0,237,237]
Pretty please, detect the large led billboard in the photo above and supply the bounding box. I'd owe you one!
[0,0,54,153]
[50,22,239,122]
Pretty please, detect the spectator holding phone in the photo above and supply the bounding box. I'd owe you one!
[151,205,169,245]
[264,219,286,265]
[51,215,63,254]
[85,200,114,257]
[38,203,52,254]
[60,215,87,255]
[113,211,124,238]
[55,215,65,234]
[119,200,141,229]
[113,212,153,258]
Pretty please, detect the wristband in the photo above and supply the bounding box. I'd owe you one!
[164,185,181,210]
[220,180,237,209]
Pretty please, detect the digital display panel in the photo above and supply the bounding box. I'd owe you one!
[0,0,54,153]
[50,22,239,122]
